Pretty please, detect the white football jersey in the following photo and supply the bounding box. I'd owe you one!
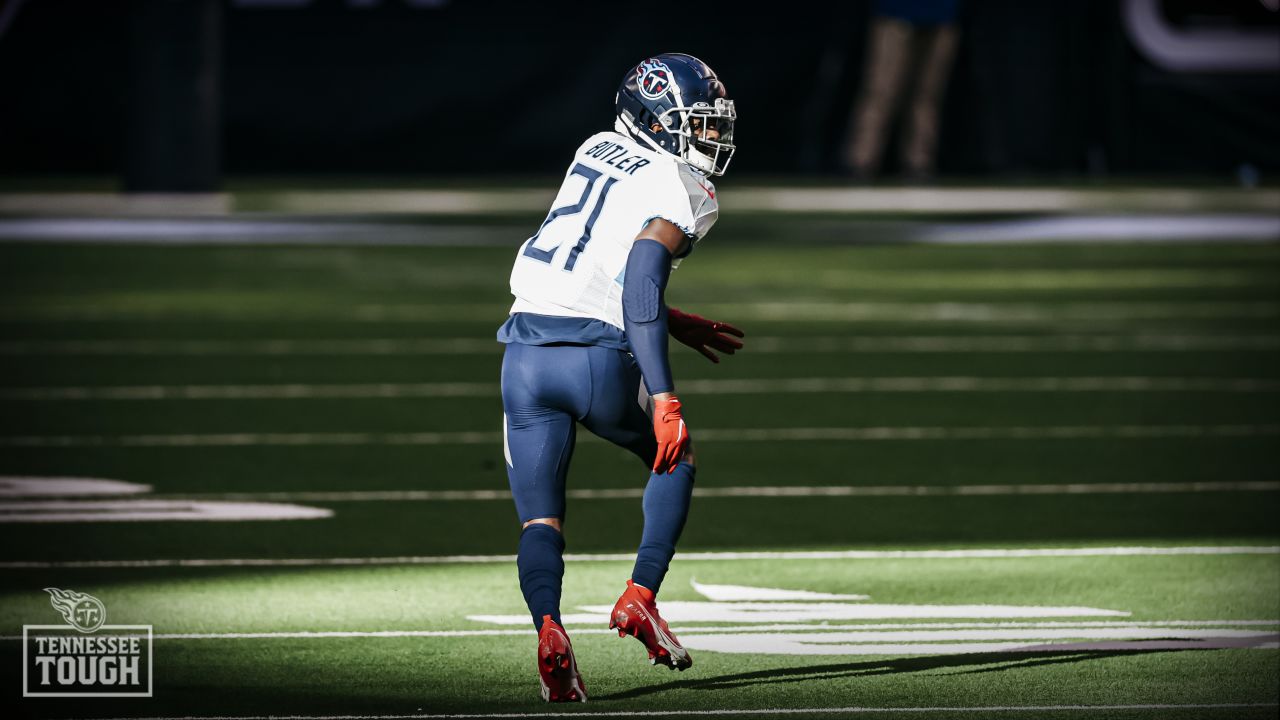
[507,130,718,331]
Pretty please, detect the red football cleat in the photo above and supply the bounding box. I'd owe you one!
[536,616,587,702]
[609,579,692,670]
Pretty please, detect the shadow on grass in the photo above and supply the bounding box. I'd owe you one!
[599,649,1176,701]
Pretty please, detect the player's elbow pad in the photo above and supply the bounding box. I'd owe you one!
[623,239,674,395]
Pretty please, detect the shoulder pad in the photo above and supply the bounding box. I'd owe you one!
[677,165,719,240]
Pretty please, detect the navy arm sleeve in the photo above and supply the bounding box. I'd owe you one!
[622,239,675,395]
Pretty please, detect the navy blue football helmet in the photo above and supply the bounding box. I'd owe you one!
[615,53,736,176]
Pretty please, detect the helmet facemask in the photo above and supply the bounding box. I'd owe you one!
[661,98,736,176]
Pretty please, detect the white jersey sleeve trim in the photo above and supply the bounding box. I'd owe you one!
[642,214,697,239]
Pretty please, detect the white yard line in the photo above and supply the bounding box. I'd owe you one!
[0,338,504,356]
[923,215,1280,243]
[726,188,1280,215]
[13,619,1276,640]
[61,701,1280,719]
[2,545,1275,569]
[4,625,1276,642]
[684,628,1279,642]
[0,499,332,523]
[694,425,1280,442]
[684,377,1280,393]
[3,424,1277,447]
[166,481,1280,504]
[0,430,502,447]
[2,334,1276,356]
[0,476,152,497]
[0,382,495,400]
[0,219,513,246]
[5,186,1279,217]
[751,335,1280,353]
[5,376,1278,401]
[6,301,1277,323]
[678,639,1280,655]
[358,301,1280,324]
[688,301,1280,323]
[492,602,1134,626]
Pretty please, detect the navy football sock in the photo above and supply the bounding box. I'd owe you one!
[631,462,696,595]
[517,523,565,630]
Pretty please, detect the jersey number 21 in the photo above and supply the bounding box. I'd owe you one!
[522,163,618,272]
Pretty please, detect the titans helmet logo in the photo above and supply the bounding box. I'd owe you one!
[636,59,675,100]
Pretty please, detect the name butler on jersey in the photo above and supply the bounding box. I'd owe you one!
[505,128,718,334]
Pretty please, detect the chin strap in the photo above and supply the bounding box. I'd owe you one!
[616,113,715,176]
[616,113,690,164]
[684,148,715,176]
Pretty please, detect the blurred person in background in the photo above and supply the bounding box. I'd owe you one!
[843,0,962,181]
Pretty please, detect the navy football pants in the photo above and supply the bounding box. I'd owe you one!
[501,342,658,523]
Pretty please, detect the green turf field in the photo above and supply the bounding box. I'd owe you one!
[1,217,1278,718]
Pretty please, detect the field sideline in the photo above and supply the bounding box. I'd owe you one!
[0,216,1277,717]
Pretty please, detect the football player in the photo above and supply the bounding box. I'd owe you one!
[497,53,743,702]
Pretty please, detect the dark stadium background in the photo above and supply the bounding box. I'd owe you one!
[1,0,1277,184]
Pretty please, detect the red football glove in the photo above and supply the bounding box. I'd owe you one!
[668,307,745,364]
[651,395,690,474]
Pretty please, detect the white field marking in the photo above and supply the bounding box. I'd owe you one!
[690,579,869,601]
[680,637,1280,656]
[694,424,1280,442]
[2,545,1274,570]
[0,476,151,497]
[762,620,1280,629]
[750,334,1280,354]
[727,187,1280,214]
[679,628,1280,655]
[803,269,1275,292]
[0,499,332,523]
[163,481,1280,505]
[4,334,1277,356]
[6,300,1278,324]
[3,424,1278,448]
[0,629,540,641]
[0,219,514,246]
[0,193,233,216]
[688,301,1280,323]
[5,621,1274,643]
[923,214,1280,243]
[263,189,557,215]
[351,301,1280,324]
[82,632,1275,657]
[677,481,1280,498]
[479,602,1131,626]
[8,376,1278,401]
[0,382,493,401]
[692,628,1279,642]
[684,377,1280,394]
[0,338,504,356]
[7,185,1279,215]
[0,430,502,447]
[58,702,1280,719]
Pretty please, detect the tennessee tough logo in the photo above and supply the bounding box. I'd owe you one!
[636,59,674,100]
